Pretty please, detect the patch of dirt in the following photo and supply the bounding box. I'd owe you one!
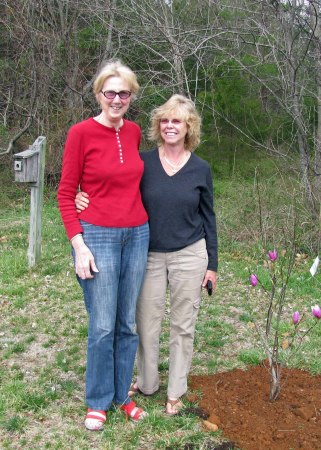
[2,335,57,377]
[190,364,321,450]
[166,441,237,450]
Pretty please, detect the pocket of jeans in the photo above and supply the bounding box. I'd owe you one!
[175,241,208,275]
[184,239,208,260]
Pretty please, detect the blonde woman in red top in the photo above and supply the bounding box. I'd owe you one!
[58,60,149,431]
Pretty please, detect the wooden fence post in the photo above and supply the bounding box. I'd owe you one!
[14,136,46,267]
[28,136,46,267]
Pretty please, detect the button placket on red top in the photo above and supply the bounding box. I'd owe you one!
[116,130,124,164]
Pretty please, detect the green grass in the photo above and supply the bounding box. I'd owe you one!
[1,158,321,449]
[238,349,263,366]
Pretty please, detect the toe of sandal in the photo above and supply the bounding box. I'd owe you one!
[165,398,184,415]
[121,400,148,422]
[85,409,106,431]
[128,383,140,397]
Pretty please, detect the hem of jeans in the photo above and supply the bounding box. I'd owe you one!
[86,404,110,411]
[114,397,131,406]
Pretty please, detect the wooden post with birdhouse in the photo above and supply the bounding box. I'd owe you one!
[13,136,46,267]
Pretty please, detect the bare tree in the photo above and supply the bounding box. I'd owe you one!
[252,0,321,213]
[1,0,321,207]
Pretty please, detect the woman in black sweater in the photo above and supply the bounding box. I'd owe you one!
[133,95,217,414]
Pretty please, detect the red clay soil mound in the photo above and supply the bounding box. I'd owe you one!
[190,364,321,450]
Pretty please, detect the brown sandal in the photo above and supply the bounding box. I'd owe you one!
[128,383,160,397]
[128,383,141,397]
[165,398,184,415]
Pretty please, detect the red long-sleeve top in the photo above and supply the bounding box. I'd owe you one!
[57,118,148,240]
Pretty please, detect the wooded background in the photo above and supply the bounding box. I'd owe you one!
[1,0,321,216]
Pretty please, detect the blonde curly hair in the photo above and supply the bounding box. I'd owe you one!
[148,95,201,151]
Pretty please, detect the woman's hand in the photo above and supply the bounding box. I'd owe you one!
[202,270,217,294]
[75,191,90,213]
[71,235,99,279]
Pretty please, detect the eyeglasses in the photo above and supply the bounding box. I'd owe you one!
[101,90,132,99]
[160,118,183,125]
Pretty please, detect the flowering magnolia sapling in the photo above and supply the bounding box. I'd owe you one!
[247,247,321,401]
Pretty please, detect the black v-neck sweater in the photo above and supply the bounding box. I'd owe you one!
[140,148,218,271]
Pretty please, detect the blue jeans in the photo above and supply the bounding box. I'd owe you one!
[75,221,149,410]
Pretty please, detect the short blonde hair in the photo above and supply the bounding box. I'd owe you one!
[93,60,139,97]
[148,95,201,151]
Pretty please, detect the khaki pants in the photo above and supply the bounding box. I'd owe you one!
[136,239,208,398]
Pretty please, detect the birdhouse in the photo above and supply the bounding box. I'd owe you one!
[14,147,39,183]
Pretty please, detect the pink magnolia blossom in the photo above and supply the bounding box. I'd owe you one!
[268,249,278,261]
[311,304,321,319]
[292,311,300,325]
[249,274,258,287]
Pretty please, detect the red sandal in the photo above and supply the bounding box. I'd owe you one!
[121,400,148,422]
[84,409,106,431]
